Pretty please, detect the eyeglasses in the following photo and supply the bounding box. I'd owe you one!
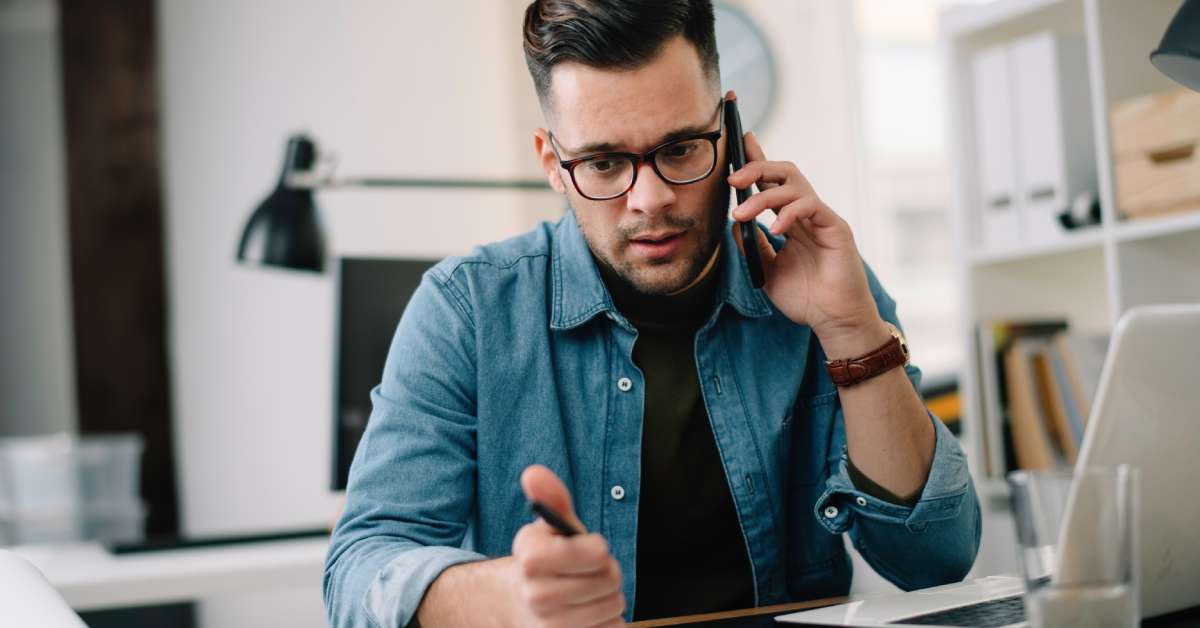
[549,100,725,201]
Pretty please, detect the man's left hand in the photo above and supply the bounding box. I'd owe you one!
[728,131,888,357]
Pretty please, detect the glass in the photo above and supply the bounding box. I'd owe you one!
[549,101,724,201]
[1008,466,1139,628]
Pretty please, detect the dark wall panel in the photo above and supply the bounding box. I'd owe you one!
[59,0,179,538]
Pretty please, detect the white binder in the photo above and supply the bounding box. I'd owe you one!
[1008,32,1096,245]
[971,45,1022,250]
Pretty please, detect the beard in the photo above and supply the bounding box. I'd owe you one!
[576,178,731,296]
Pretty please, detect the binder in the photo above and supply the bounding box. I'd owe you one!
[1008,32,1096,244]
[971,45,1022,249]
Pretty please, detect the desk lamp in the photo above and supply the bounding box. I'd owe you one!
[1151,0,1200,91]
[236,134,551,273]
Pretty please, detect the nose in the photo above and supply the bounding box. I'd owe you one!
[625,161,675,216]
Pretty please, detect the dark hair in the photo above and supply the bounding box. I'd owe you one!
[522,0,720,107]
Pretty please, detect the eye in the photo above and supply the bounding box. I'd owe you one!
[585,158,620,174]
[664,143,695,158]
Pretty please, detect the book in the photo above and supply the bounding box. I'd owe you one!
[976,319,1068,477]
[1031,342,1078,464]
[1004,338,1063,470]
[1048,337,1086,445]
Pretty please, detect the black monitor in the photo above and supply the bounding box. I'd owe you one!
[333,257,438,490]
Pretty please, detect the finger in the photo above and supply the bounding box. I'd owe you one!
[768,198,839,236]
[730,222,777,277]
[753,221,778,267]
[742,132,778,190]
[520,532,612,578]
[727,160,811,197]
[521,464,586,534]
[731,185,805,222]
[744,130,765,162]
[728,160,816,200]
[551,590,626,628]
[523,559,622,613]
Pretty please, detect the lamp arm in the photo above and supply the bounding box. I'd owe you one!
[286,171,551,191]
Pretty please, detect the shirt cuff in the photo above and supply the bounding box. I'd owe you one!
[364,545,487,628]
[845,455,921,507]
[814,412,971,535]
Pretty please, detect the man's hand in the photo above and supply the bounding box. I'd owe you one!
[507,465,626,628]
[728,129,889,358]
[414,465,625,628]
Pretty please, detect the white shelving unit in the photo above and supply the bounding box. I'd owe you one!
[939,0,1195,577]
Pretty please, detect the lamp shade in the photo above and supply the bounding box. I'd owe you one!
[236,135,326,272]
[1151,0,1200,91]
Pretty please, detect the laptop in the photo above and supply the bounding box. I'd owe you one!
[0,550,86,627]
[777,304,1200,627]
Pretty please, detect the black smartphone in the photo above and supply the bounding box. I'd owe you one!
[724,99,765,289]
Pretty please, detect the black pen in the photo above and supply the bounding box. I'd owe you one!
[529,500,580,537]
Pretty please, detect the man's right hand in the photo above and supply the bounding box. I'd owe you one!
[505,464,626,628]
[413,465,625,628]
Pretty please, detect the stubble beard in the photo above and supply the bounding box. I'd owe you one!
[579,179,730,296]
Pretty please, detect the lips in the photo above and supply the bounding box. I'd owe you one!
[629,230,686,258]
[631,231,683,244]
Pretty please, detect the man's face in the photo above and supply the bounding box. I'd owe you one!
[535,36,729,296]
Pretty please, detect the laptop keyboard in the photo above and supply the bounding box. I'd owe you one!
[892,595,1026,627]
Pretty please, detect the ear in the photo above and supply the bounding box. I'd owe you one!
[533,128,567,195]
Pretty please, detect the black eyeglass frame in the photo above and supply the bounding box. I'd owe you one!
[548,100,726,201]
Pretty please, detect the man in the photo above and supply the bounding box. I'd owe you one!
[324,1,980,626]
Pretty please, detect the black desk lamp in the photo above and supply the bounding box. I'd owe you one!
[1151,0,1200,91]
[236,134,552,273]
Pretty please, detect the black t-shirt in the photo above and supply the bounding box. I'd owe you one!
[596,251,756,621]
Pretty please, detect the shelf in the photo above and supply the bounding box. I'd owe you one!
[967,227,1104,267]
[1113,210,1200,244]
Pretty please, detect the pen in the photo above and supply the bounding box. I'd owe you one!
[529,500,580,537]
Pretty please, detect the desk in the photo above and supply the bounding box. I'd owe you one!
[631,597,846,627]
[9,537,328,612]
[635,598,1200,628]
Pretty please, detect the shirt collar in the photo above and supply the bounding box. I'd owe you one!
[549,211,774,331]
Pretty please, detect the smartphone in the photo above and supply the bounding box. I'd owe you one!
[724,99,765,289]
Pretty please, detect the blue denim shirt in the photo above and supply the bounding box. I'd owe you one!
[324,211,980,627]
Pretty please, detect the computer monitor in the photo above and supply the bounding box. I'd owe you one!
[333,257,437,490]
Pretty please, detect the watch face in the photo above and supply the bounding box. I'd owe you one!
[888,323,911,365]
[714,2,776,132]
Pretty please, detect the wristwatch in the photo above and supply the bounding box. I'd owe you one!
[824,323,910,388]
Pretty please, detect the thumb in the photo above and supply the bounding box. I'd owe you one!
[731,221,777,276]
[743,132,777,191]
[521,464,586,534]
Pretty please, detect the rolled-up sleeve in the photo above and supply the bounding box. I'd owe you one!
[808,261,981,590]
[323,269,487,628]
[814,406,981,590]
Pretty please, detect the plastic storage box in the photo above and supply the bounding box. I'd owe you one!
[0,433,146,546]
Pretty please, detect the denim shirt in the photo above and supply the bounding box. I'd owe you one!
[324,211,981,627]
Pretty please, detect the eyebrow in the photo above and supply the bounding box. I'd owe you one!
[560,120,716,158]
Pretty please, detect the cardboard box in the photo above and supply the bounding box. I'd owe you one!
[1111,88,1200,219]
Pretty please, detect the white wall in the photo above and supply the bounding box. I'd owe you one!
[157,3,554,625]
[0,0,77,438]
[156,0,550,537]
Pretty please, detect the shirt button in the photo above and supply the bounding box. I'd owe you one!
[823,505,839,519]
[617,377,633,392]
[856,496,868,507]
[610,485,626,501]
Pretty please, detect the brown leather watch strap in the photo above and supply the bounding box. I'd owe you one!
[824,333,909,388]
